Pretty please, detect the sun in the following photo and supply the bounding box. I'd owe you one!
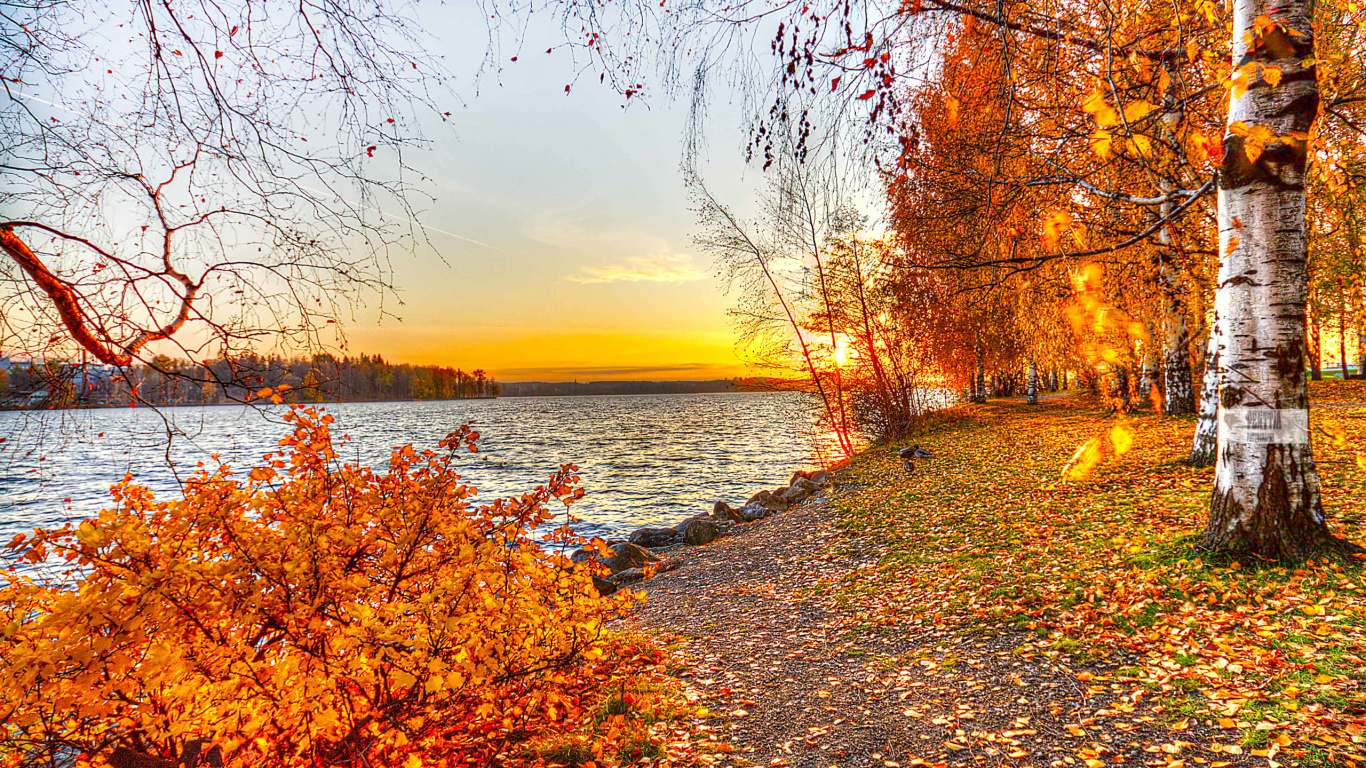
[834,334,851,367]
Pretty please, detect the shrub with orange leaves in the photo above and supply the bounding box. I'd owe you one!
[0,405,645,767]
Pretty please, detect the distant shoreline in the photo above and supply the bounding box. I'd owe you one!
[0,390,807,413]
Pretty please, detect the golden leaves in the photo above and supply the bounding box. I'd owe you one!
[944,93,961,129]
[1040,210,1087,252]
[1122,100,1157,123]
[1040,210,1072,252]
[1082,91,1160,159]
[0,405,659,768]
[1188,131,1223,167]
[1090,130,1115,160]
[1082,91,1119,129]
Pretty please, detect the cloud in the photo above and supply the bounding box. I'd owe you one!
[566,254,707,284]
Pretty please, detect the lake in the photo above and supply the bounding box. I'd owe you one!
[0,393,849,560]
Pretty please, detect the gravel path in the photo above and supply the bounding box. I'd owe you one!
[625,487,1265,768]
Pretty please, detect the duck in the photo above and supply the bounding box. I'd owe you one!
[897,444,934,473]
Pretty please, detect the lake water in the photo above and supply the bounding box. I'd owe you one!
[0,393,848,560]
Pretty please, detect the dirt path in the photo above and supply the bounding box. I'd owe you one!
[627,487,1265,768]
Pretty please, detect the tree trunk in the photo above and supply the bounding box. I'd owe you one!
[1027,355,1038,405]
[1113,365,1131,411]
[974,348,986,403]
[1201,0,1346,561]
[1139,352,1159,409]
[1160,263,1196,414]
[1155,85,1197,416]
[1189,321,1220,466]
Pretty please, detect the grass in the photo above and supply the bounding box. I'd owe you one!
[820,379,1366,764]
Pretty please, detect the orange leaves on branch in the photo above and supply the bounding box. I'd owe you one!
[1188,131,1224,166]
[0,406,649,767]
[1090,130,1115,160]
[1040,210,1086,253]
[1083,90,1118,129]
[1228,120,1308,163]
[944,92,961,129]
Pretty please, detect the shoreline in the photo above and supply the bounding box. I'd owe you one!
[571,466,835,594]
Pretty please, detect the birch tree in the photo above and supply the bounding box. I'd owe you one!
[1199,0,1354,559]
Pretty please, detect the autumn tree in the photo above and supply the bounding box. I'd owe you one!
[619,0,1363,561]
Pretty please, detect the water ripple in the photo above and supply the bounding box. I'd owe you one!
[1,393,833,567]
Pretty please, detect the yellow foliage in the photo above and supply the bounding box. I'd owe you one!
[1090,130,1115,160]
[0,406,652,767]
[1082,90,1119,128]
[1122,100,1157,123]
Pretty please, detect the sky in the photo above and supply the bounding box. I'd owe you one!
[339,6,764,382]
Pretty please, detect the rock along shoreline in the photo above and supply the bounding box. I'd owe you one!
[567,468,834,595]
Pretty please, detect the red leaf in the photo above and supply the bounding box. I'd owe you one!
[858,89,876,100]
[831,76,841,91]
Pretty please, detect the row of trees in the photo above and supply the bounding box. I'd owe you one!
[664,0,1365,564]
[1,355,496,409]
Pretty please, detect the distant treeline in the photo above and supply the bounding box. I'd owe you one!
[498,379,748,397]
[0,354,497,408]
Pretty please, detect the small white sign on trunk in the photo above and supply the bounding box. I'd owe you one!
[1219,407,1310,446]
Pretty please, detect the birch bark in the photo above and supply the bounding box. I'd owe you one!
[1189,320,1220,466]
[1201,0,1346,560]
[1027,355,1038,405]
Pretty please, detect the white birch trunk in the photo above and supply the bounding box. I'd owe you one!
[1203,0,1344,560]
[974,349,986,403]
[1158,222,1195,414]
[1027,355,1038,405]
[1189,320,1220,466]
[1139,352,1159,409]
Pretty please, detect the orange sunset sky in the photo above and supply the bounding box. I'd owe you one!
[339,7,759,383]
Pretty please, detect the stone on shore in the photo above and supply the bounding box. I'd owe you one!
[713,501,745,524]
[788,470,810,487]
[809,470,830,487]
[609,568,647,586]
[678,516,720,545]
[747,489,788,511]
[737,503,771,522]
[592,574,617,596]
[573,541,660,573]
[629,527,681,548]
[604,542,660,571]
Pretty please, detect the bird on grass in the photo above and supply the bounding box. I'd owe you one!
[898,444,934,473]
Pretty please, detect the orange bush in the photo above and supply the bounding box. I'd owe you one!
[0,405,646,767]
